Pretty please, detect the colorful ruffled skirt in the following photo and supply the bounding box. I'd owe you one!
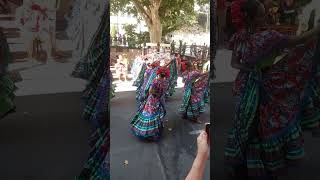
[165,59,178,97]
[77,126,110,180]
[0,28,15,119]
[0,74,15,119]
[179,77,208,120]
[131,95,166,141]
[225,39,320,178]
[75,5,110,179]
[300,56,320,130]
[136,67,158,108]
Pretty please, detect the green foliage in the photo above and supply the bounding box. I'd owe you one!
[123,24,137,48]
[197,13,208,30]
[122,24,150,47]
[136,32,150,47]
[110,0,209,37]
[110,25,119,38]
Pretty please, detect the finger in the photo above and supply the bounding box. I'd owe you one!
[200,131,207,138]
[197,131,204,140]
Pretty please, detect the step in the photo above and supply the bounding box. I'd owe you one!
[7,37,23,44]
[3,32,20,39]
[11,51,28,60]
[8,0,23,6]
[8,43,26,52]
[0,20,17,28]
[2,27,20,31]
[9,60,44,71]
[0,15,15,21]
[15,78,86,96]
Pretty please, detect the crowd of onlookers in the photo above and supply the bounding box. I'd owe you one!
[113,51,210,83]
[111,33,127,46]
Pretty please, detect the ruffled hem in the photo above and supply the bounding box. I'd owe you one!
[130,109,165,141]
[130,127,163,141]
[77,128,110,180]
[179,100,206,119]
[225,124,304,178]
[0,75,16,119]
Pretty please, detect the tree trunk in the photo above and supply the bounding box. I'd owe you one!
[132,0,162,43]
[147,6,162,43]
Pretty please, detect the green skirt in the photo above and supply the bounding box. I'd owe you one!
[0,75,15,118]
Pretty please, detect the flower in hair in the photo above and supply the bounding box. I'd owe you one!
[157,67,170,78]
[151,61,160,68]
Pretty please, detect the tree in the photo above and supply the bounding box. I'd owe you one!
[110,25,119,39]
[123,24,137,47]
[111,0,209,43]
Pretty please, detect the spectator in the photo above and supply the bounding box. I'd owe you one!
[174,53,182,74]
[115,55,127,81]
[123,34,127,46]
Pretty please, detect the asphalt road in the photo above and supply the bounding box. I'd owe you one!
[110,89,211,180]
[213,82,320,180]
[0,93,91,180]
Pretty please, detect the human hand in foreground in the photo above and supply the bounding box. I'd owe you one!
[185,131,210,180]
[197,131,210,159]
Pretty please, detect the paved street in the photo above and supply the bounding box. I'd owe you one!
[213,83,320,180]
[0,93,91,180]
[110,89,210,180]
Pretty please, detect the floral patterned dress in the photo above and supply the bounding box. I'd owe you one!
[225,29,320,178]
[179,70,208,120]
[131,78,168,141]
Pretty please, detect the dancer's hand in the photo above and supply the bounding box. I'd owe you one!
[197,131,209,159]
